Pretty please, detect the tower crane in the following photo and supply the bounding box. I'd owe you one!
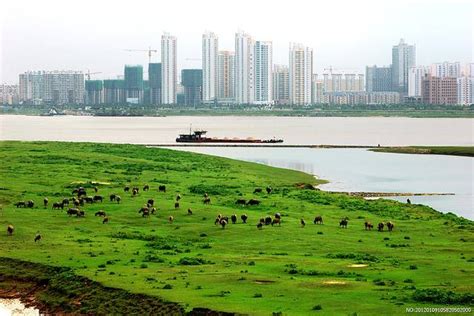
[85,70,102,80]
[124,47,158,63]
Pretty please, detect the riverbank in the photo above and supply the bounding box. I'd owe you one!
[0,141,473,314]
[371,146,474,157]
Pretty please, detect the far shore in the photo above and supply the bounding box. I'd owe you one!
[370,146,474,157]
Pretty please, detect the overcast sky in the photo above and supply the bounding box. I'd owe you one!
[1,0,472,83]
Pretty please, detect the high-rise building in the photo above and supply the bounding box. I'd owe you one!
[85,80,103,105]
[235,31,255,104]
[392,39,416,94]
[19,71,43,104]
[457,76,474,105]
[148,63,162,105]
[289,43,313,105]
[161,32,177,104]
[0,84,19,105]
[273,65,289,105]
[311,75,323,104]
[202,32,218,103]
[422,75,458,105]
[103,80,125,104]
[430,62,461,78]
[181,69,203,106]
[408,66,429,97]
[366,65,392,92]
[254,41,273,104]
[124,65,143,104]
[217,51,235,103]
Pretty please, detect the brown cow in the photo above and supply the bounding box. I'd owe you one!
[313,216,323,225]
[387,221,394,232]
[378,222,384,232]
[365,221,374,230]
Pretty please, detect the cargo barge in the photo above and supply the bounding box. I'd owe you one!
[176,130,283,143]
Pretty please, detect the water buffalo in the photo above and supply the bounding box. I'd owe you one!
[147,199,154,207]
[301,218,306,227]
[26,200,34,208]
[187,208,193,215]
[43,198,48,208]
[271,217,281,226]
[231,214,237,224]
[247,199,260,206]
[241,214,248,223]
[124,186,130,192]
[93,195,103,203]
[110,194,117,202]
[143,184,150,191]
[7,225,14,236]
[52,202,64,210]
[266,186,272,194]
[387,221,394,232]
[365,221,374,230]
[235,199,246,205]
[15,201,26,208]
[253,188,263,194]
[95,210,106,217]
[159,185,166,192]
[67,208,79,216]
[34,233,42,242]
[203,197,211,204]
[378,222,384,232]
[314,216,323,225]
[339,218,348,228]
[103,217,109,224]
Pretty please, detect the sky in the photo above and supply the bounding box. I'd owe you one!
[0,0,473,83]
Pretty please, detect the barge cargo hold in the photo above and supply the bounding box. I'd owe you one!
[176,130,283,143]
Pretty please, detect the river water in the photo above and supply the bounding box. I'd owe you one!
[0,115,472,219]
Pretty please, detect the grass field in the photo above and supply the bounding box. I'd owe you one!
[0,141,473,315]
[371,146,474,157]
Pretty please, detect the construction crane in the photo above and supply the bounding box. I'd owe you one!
[85,70,102,80]
[124,47,158,63]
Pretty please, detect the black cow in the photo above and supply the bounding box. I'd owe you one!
[158,185,166,192]
[93,195,103,203]
[241,214,248,223]
[235,199,246,205]
[253,188,263,194]
[246,199,260,206]
[340,218,348,228]
[231,214,237,224]
[313,216,323,225]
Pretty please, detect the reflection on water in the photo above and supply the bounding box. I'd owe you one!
[0,299,39,316]
[167,147,473,220]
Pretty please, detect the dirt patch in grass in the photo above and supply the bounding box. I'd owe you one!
[254,279,275,284]
[322,280,347,285]
[347,264,368,268]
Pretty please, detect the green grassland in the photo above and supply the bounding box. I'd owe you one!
[371,146,474,157]
[0,141,473,315]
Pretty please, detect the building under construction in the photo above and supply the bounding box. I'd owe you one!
[124,65,144,104]
[85,80,103,105]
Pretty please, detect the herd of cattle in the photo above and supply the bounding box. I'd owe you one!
[7,184,395,239]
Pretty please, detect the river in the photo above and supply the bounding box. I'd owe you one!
[0,115,472,219]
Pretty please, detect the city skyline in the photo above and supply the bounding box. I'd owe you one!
[1,0,472,83]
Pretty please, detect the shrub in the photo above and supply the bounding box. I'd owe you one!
[140,263,148,269]
[409,265,418,270]
[413,288,474,305]
[163,284,173,289]
[312,305,323,310]
[178,257,212,265]
[253,293,263,298]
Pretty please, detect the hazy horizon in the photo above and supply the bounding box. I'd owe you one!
[1,0,473,83]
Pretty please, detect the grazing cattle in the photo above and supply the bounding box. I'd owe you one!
[241,214,248,223]
[95,210,106,217]
[407,198,411,204]
[246,199,260,206]
[143,184,150,191]
[314,216,323,225]
[7,225,14,236]
[84,196,94,204]
[94,186,98,193]
[266,186,272,194]
[141,209,150,217]
[214,216,221,225]
[176,194,181,201]
[34,233,41,242]
[77,210,85,217]
[26,200,34,208]
[253,188,263,194]
[79,198,85,206]
[387,221,394,232]
[219,219,227,229]
[271,217,281,226]
[132,188,139,196]
[169,216,174,224]
[203,197,211,205]
[377,222,384,232]
[77,187,87,197]
[147,199,154,207]
[365,221,374,230]
[339,218,348,228]
[110,194,117,202]
[231,214,237,224]
[124,186,130,192]
[62,198,69,206]
[67,208,79,216]
[274,213,281,219]
[187,208,193,215]
[103,217,109,224]
[150,207,157,215]
[52,202,63,210]
[301,218,306,228]
[73,199,80,207]
[159,185,166,192]
[203,193,208,198]
[115,196,121,204]
[139,207,149,214]
[259,217,265,224]
[235,199,246,205]
[265,216,272,226]
[15,201,26,208]
[174,202,180,209]
[93,195,103,203]
[43,198,48,208]
[257,222,263,229]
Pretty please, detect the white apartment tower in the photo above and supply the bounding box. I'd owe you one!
[161,33,177,104]
[234,31,255,104]
[289,43,313,105]
[254,41,273,104]
[408,66,429,97]
[218,51,235,102]
[202,32,218,103]
[273,65,289,105]
[430,62,461,78]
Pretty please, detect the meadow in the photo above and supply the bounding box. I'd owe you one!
[0,141,473,315]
